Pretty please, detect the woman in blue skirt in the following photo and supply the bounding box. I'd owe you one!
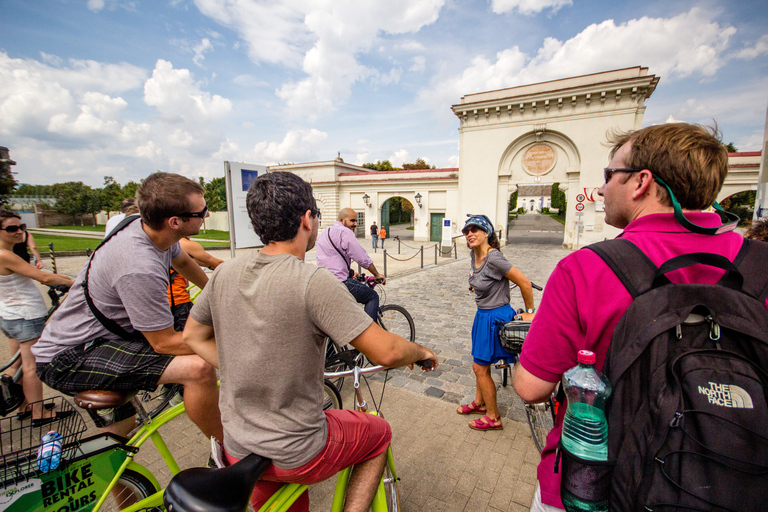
[457,214,536,431]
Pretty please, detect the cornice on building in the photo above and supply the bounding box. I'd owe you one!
[451,66,658,127]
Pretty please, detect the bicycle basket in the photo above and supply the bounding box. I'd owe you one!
[0,396,87,488]
[0,375,24,417]
[497,321,531,353]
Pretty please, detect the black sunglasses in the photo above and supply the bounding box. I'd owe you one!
[603,168,644,183]
[0,223,26,233]
[462,226,482,235]
[176,205,208,219]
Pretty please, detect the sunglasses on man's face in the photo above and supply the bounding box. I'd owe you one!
[603,168,643,184]
[176,205,208,219]
[0,223,26,233]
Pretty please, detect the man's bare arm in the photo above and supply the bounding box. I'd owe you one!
[512,362,558,403]
[182,317,219,368]
[142,326,195,356]
[172,251,208,289]
[349,322,437,369]
[179,238,224,270]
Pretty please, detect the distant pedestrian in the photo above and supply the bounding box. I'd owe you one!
[379,226,386,248]
[370,221,379,248]
[104,197,139,237]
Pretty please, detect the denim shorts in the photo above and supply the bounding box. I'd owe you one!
[0,316,46,343]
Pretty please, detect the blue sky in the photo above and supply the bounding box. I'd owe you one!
[2,0,767,187]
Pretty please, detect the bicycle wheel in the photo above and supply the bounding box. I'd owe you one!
[100,468,160,512]
[139,383,183,420]
[323,379,343,410]
[525,399,555,453]
[377,305,415,342]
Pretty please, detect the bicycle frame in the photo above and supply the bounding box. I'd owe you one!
[0,401,187,512]
[251,365,399,512]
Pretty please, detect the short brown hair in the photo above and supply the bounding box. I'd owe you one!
[136,172,205,230]
[608,123,728,210]
[0,209,21,227]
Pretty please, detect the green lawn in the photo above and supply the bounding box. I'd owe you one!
[548,213,566,225]
[190,229,230,241]
[51,225,106,232]
[37,234,229,252]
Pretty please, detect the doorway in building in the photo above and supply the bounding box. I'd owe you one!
[430,213,444,241]
[381,197,415,241]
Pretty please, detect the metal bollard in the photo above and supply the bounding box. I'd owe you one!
[420,246,424,268]
[397,237,400,255]
[434,244,438,265]
[383,250,387,278]
[454,241,457,259]
[49,242,56,274]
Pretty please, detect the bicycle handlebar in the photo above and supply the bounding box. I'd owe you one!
[324,359,433,380]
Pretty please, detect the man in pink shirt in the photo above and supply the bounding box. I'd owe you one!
[513,123,766,511]
[316,208,386,320]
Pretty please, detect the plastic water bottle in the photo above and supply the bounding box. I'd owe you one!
[561,350,611,512]
[37,431,63,473]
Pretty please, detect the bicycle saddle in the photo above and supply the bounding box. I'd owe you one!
[164,453,272,512]
[74,389,137,409]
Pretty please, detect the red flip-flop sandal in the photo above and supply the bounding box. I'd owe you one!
[457,401,487,415]
[469,414,502,431]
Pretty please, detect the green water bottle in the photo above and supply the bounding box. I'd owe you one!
[561,350,611,512]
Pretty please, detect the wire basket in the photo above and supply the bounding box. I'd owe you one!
[497,320,531,353]
[0,396,87,488]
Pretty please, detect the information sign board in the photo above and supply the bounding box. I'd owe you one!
[224,161,267,256]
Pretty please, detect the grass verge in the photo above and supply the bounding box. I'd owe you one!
[38,234,229,252]
[548,213,566,225]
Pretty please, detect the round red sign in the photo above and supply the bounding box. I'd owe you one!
[576,194,586,202]
[575,202,585,211]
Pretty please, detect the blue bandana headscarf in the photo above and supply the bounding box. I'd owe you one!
[462,214,494,235]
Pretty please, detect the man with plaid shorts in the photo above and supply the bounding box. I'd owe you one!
[183,171,439,512]
[33,172,223,441]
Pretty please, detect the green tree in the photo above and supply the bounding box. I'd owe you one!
[362,160,398,171]
[725,142,738,153]
[101,176,125,213]
[0,149,18,206]
[720,190,755,225]
[52,182,100,225]
[551,183,567,216]
[509,191,518,219]
[122,181,139,202]
[402,158,434,170]
[199,176,227,211]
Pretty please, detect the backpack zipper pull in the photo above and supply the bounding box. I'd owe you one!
[669,412,682,428]
[675,325,682,339]
[707,315,721,346]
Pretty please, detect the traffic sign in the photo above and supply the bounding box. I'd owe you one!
[575,202,585,212]
[576,193,586,202]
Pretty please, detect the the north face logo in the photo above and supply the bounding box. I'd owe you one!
[698,382,754,409]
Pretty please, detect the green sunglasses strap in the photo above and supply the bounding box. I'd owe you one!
[653,176,740,235]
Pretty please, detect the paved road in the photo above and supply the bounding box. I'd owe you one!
[2,239,571,511]
[507,214,564,245]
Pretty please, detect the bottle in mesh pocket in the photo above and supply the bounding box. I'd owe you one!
[498,321,531,353]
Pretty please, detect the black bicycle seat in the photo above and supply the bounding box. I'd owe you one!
[164,453,272,512]
[74,389,138,410]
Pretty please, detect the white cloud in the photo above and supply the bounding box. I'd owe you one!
[410,56,426,72]
[144,59,231,120]
[491,0,572,16]
[87,0,136,12]
[195,0,445,119]
[732,34,768,60]
[233,74,268,87]
[193,38,214,67]
[418,8,738,122]
[250,128,329,163]
[395,41,426,52]
[87,0,106,10]
[354,148,371,166]
[389,149,411,166]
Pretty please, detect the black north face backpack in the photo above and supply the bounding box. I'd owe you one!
[560,238,768,512]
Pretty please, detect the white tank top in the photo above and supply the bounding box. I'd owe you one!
[0,271,48,320]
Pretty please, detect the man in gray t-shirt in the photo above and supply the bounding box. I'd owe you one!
[184,171,438,512]
[34,172,223,442]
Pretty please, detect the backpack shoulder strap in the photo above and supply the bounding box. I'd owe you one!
[586,238,659,299]
[84,215,145,341]
[731,238,768,302]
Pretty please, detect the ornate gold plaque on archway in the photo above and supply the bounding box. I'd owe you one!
[522,144,556,176]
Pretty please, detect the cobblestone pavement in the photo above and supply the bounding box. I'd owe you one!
[2,218,571,511]
[370,240,569,424]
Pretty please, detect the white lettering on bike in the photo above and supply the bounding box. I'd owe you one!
[698,382,754,409]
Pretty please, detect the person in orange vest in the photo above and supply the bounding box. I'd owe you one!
[169,238,223,331]
[379,226,386,248]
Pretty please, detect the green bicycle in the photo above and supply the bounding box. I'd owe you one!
[0,388,188,512]
[164,362,432,512]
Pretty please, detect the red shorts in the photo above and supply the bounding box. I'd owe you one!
[224,409,392,512]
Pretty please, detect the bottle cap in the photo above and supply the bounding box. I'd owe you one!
[577,350,596,365]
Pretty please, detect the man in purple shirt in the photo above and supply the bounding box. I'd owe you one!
[316,208,386,320]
